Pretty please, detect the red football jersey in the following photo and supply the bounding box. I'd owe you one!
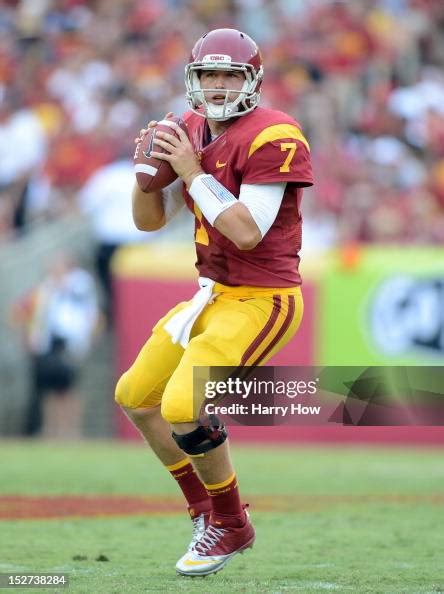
[182,107,313,287]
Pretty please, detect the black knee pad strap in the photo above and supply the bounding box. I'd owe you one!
[172,414,228,456]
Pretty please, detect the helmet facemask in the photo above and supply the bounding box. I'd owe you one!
[185,59,263,121]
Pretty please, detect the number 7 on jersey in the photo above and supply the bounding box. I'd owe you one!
[280,142,297,172]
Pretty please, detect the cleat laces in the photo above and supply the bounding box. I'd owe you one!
[194,525,227,555]
[189,514,206,551]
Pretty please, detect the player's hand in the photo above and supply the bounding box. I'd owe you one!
[134,112,174,144]
[150,121,203,188]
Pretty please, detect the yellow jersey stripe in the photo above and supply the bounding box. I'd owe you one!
[248,124,310,158]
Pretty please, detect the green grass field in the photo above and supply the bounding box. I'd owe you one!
[1,440,444,594]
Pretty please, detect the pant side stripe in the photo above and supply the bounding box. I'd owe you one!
[240,295,282,366]
[250,294,296,367]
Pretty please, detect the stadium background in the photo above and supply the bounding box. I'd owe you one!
[1,2,444,592]
[1,0,443,438]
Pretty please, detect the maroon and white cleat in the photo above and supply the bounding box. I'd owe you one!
[176,508,255,576]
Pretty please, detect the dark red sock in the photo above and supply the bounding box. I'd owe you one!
[205,473,244,524]
[167,459,210,518]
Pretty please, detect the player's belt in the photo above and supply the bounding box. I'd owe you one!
[213,283,300,298]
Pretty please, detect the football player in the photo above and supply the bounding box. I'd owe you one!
[115,28,313,576]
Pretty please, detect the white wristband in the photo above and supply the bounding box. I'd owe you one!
[188,174,237,225]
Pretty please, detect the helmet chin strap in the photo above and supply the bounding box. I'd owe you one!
[199,78,249,121]
[205,101,240,121]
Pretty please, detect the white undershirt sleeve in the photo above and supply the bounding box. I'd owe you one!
[188,173,286,237]
[239,182,286,237]
[161,177,185,223]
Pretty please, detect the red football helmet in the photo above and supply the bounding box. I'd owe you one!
[185,28,263,121]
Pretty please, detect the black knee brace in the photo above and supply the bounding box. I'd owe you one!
[172,414,228,456]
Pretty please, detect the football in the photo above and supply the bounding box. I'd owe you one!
[134,116,188,193]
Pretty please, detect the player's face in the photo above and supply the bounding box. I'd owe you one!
[199,70,246,105]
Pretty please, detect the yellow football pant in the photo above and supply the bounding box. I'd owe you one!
[115,283,303,423]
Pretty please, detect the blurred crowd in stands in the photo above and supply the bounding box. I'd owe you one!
[1,0,444,249]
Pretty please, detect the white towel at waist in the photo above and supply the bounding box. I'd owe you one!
[164,277,216,348]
